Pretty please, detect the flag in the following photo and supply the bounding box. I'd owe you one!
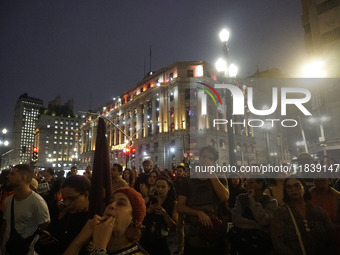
[89,117,112,217]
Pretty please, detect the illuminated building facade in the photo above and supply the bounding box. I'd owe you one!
[10,93,44,166]
[33,98,82,170]
[80,61,257,170]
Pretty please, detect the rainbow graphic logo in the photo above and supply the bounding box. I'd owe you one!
[196,82,222,114]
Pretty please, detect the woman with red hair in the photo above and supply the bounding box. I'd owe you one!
[63,187,147,255]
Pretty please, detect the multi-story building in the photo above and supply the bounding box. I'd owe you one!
[248,68,292,164]
[301,0,340,77]
[9,93,44,166]
[301,0,340,160]
[80,61,257,170]
[34,97,82,171]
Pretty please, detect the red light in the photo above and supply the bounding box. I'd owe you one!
[125,147,130,153]
[33,147,38,152]
[188,152,193,157]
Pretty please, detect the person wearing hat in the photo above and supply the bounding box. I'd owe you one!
[63,187,147,255]
[30,177,39,191]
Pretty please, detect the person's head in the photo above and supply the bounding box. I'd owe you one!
[228,173,243,188]
[176,165,186,178]
[38,171,44,178]
[0,169,11,189]
[297,153,314,166]
[142,160,153,174]
[30,178,39,191]
[283,175,311,203]
[147,170,159,186]
[57,170,65,179]
[61,175,91,213]
[111,163,123,179]
[70,166,78,175]
[199,146,219,166]
[245,176,267,192]
[85,165,91,174]
[7,164,34,188]
[155,175,175,199]
[43,167,54,179]
[123,168,134,182]
[105,187,146,243]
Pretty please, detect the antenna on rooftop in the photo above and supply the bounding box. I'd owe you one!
[149,45,152,73]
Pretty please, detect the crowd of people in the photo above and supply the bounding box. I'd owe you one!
[0,147,339,255]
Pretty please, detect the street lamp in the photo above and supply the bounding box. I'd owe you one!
[0,128,9,170]
[215,28,238,166]
[302,61,326,78]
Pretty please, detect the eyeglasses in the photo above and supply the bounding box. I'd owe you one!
[285,183,302,191]
[62,194,83,203]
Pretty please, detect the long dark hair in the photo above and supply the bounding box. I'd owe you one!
[62,175,91,194]
[0,169,13,202]
[283,175,311,203]
[155,175,176,215]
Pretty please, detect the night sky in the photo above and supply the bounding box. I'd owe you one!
[0,0,306,137]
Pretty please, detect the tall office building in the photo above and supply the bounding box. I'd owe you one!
[10,93,44,165]
[301,0,340,159]
[301,0,340,77]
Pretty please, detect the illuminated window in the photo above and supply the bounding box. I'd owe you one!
[187,70,194,77]
[170,93,174,101]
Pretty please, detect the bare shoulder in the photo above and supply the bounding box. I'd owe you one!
[330,187,340,199]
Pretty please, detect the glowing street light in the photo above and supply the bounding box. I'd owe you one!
[302,60,326,78]
[219,28,230,43]
[215,28,238,166]
[215,58,226,72]
[229,63,238,78]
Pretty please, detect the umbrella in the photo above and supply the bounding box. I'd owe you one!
[89,117,112,217]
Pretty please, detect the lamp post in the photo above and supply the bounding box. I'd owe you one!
[0,128,9,170]
[215,28,237,166]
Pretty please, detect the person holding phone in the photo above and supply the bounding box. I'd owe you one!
[35,175,91,255]
[140,175,178,255]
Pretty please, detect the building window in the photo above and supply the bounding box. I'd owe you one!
[170,107,175,117]
[187,69,194,77]
[185,89,197,99]
[170,123,175,132]
[219,139,225,148]
[170,93,174,101]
